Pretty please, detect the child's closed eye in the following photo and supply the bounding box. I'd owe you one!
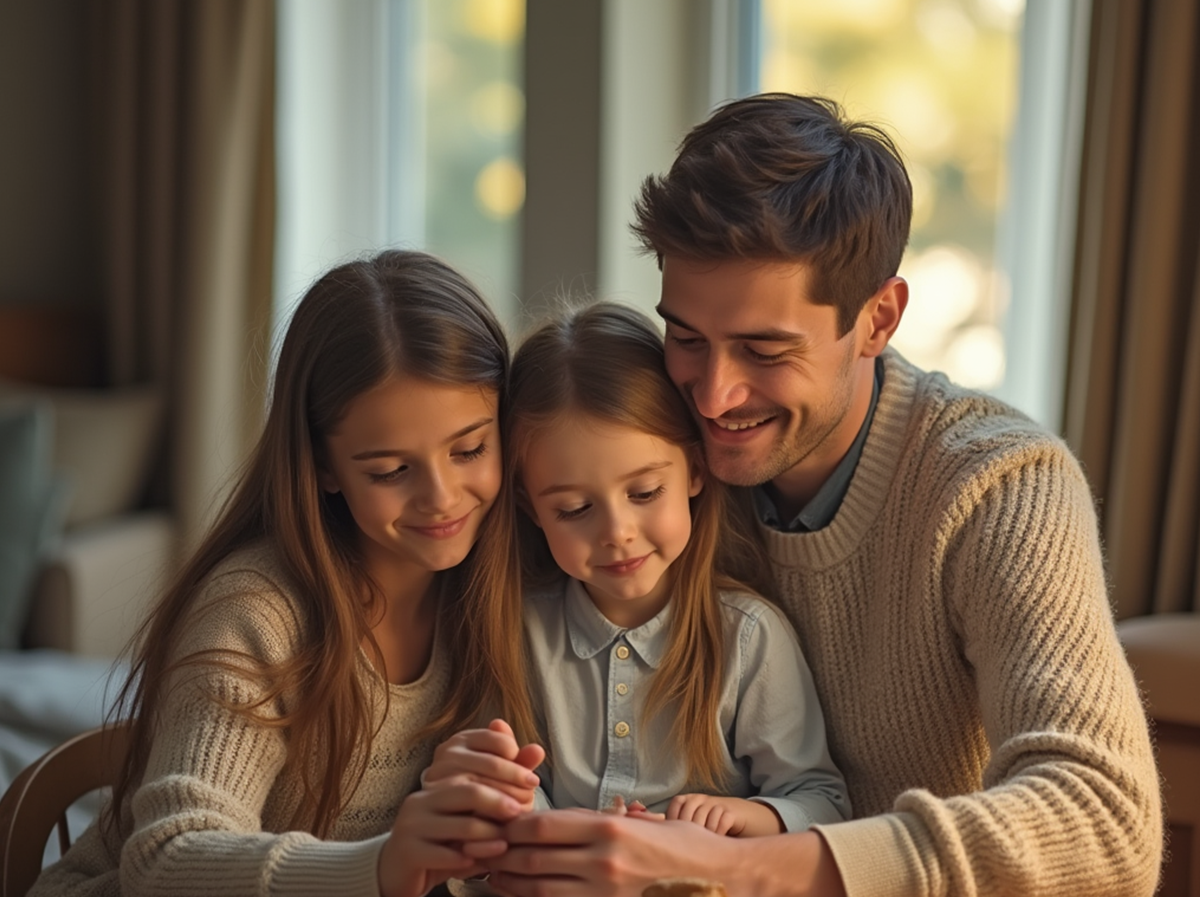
[629,485,666,503]
[556,503,591,521]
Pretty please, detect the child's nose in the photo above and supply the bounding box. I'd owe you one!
[601,507,637,545]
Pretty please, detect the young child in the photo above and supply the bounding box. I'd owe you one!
[30,250,541,897]
[509,301,848,836]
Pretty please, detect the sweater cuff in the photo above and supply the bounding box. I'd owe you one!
[813,813,933,897]
[271,833,387,897]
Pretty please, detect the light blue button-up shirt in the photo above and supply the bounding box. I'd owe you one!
[525,577,850,832]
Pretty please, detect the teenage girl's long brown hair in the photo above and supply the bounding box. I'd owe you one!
[106,250,535,838]
[506,301,770,790]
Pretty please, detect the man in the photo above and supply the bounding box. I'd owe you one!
[487,94,1162,897]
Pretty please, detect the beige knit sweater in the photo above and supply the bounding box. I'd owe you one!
[30,542,449,897]
[763,350,1161,897]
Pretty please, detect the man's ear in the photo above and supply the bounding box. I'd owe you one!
[858,276,908,358]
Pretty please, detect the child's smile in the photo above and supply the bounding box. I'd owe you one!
[520,413,702,629]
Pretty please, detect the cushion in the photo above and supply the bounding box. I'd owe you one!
[0,379,163,527]
[0,403,70,649]
[1118,614,1200,728]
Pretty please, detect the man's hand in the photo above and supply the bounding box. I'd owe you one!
[666,794,783,837]
[482,811,847,897]
[423,718,546,811]
[484,811,735,897]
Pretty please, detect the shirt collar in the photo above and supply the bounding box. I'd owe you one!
[754,356,883,533]
[562,577,672,669]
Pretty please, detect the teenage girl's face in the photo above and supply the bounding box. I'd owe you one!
[319,375,501,593]
[520,414,702,629]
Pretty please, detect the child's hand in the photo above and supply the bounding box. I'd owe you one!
[422,718,546,811]
[602,795,667,820]
[377,776,521,897]
[666,794,784,837]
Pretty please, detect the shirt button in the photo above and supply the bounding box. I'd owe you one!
[614,721,630,737]
[615,645,630,660]
[616,683,629,696]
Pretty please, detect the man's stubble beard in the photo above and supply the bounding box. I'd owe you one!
[700,339,860,488]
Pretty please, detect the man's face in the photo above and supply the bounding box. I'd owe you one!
[658,256,875,498]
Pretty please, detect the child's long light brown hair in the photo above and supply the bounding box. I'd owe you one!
[506,301,770,790]
[106,250,535,838]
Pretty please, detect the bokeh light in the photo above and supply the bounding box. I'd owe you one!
[761,0,1021,389]
[475,157,525,219]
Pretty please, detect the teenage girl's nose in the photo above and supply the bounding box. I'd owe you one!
[416,463,460,514]
[690,351,751,420]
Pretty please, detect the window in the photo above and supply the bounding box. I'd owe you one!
[758,0,1085,428]
[274,0,525,340]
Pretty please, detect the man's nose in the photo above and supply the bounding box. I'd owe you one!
[691,351,751,419]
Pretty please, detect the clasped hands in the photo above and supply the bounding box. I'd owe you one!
[377,719,772,897]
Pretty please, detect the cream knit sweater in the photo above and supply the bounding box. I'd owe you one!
[763,350,1161,897]
[30,542,449,897]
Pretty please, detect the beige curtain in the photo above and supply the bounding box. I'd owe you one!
[90,0,275,547]
[1065,0,1200,619]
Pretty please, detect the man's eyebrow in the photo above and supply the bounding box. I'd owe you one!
[350,417,493,460]
[536,460,672,497]
[656,304,806,344]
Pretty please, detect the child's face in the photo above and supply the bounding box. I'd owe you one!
[319,375,501,595]
[521,414,702,628]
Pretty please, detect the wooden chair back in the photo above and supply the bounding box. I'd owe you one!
[0,723,130,897]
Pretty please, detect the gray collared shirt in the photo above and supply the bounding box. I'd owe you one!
[525,577,850,831]
[754,357,884,532]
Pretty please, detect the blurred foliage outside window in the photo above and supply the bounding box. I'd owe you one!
[760,0,1024,389]
[423,0,525,308]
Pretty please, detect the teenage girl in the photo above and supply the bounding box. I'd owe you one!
[30,250,541,897]
[430,302,848,839]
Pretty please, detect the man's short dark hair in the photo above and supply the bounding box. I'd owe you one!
[632,93,912,335]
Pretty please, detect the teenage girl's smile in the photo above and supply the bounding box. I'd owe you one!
[319,375,501,595]
[406,511,474,540]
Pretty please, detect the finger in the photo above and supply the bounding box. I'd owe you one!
[456,774,537,806]
[626,809,666,821]
[452,729,522,761]
[714,810,735,837]
[418,780,525,822]
[488,718,515,738]
[513,742,546,772]
[429,747,541,789]
[669,795,700,823]
[402,812,509,845]
[460,838,509,859]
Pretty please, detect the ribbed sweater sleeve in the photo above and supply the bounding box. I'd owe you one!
[761,351,1161,897]
[30,542,446,897]
[116,582,382,897]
